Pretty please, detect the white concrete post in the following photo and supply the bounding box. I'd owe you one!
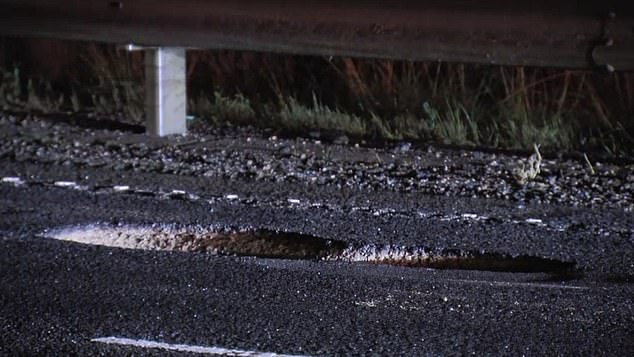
[145,47,187,136]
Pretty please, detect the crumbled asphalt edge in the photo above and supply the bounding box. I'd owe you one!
[2,169,632,241]
[1,113,632,211]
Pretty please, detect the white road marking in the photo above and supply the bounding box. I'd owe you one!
[1,176,23,185]
[448,278,589,290]
[92,336,312,357]
[54,181,77,188]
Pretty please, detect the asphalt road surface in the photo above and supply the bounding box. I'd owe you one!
[1,116,633,356]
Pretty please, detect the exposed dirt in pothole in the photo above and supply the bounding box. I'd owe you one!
[47,224,577,275]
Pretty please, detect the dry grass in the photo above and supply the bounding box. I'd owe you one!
[1,41,633,156]
[0,67,65,112]
[0,67,22,110]
[78,45,145,122]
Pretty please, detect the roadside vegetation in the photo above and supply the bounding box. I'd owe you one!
[1,42,633,156]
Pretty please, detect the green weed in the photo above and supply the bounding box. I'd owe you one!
[190,91,256,125]
[278,94,367,137]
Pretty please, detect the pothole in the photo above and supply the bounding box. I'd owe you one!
[47,225,345,260]
[343,245,575,274]
[46,224,576,274]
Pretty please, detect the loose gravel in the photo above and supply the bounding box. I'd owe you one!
[1,112,632,211]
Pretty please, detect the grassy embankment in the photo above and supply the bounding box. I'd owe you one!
[1,44,633,156]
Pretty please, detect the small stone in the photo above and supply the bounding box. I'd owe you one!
[333,135,349,146]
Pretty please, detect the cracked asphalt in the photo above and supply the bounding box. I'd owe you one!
[1,112,633,355]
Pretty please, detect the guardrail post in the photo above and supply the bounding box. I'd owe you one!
[145,47,187,136]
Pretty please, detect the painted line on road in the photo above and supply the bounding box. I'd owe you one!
[92,336,312,357]
[448,278,589,290]
[1,176,24,185]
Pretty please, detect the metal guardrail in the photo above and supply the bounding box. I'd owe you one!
[0,1,632,135]
[1,0,632,69]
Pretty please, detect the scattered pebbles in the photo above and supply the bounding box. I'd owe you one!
[1,113,632,211]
